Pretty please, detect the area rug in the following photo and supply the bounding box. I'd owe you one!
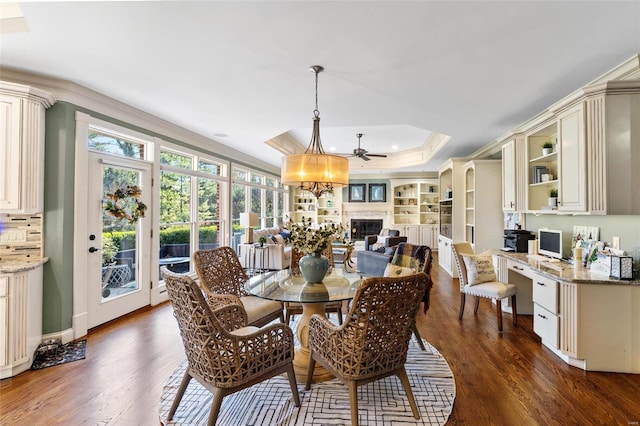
[30,339,87,370]
[159,329,455,426]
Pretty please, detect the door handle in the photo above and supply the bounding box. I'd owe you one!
[537,313,547,319]
[89,247,100,253]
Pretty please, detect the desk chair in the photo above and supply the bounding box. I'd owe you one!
[452,242,517,332]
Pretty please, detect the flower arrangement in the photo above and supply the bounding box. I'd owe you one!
[288,217,346,255]
[104,184,148,224]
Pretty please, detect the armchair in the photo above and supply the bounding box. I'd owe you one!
[306,273,429,425]
[364,229,407,252]
[160,267,300,426]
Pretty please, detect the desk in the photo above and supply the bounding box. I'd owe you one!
[494,251,640,373]
[245,269,361,382]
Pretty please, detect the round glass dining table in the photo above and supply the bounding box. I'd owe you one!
[245,268,362,382]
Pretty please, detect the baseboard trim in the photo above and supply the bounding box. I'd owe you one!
[42,327,75,345]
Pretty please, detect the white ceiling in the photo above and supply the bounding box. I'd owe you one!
[1,1,639,174]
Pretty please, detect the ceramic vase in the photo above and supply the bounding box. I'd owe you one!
[299,252,330,283]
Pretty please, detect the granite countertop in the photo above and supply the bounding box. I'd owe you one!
[0,257,49,273]
[493,251,639,286]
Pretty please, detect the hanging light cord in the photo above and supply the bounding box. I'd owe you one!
[306,65,325,155]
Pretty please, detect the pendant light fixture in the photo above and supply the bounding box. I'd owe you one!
[281,65,349,198]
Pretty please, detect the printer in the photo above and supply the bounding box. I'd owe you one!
[503,229,535,252]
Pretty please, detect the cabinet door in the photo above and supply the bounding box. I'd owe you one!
[502,140,516,211]
[558,103,586,211]
[405,225,419,244]
[419,225,433,248]
[0,96,22,212]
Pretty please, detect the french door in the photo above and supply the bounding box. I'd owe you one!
[86,152,152,328]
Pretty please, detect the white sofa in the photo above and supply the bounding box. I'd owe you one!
[238,226,292,270]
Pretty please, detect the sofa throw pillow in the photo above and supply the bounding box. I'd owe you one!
[383,263,415,277]
[461,253,496,285]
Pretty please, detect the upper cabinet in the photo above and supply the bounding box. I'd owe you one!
[0,82,55,214]
[504,78,640,215]
[501,134,527,212]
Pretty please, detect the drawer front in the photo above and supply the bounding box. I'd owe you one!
[0,276,8,296]
[507,260,533,279]
[534,304,559,349]
[532,274,558,314]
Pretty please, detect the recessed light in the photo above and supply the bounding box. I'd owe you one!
[391,145,398,150]
[329,146,336,152]
[214,133,228,138]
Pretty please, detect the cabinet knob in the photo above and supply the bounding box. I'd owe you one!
[537,282,545,286]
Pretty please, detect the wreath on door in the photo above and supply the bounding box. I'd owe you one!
[103,184,148,224]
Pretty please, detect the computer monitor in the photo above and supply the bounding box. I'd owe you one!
[538,228,563,260]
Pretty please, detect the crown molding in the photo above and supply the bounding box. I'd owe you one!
[0,67,279,174]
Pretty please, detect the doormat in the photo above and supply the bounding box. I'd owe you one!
[31,339,87,370]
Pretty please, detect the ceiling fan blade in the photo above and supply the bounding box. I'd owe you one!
[367,154,388,158]
[361,155,371,161]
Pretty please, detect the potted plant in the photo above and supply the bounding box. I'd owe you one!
[548,188,558,207]
[542,141,554,156]
[258,235,268,247]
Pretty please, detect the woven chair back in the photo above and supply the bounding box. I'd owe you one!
[160,267,226,385]
[315,273,427,379]
[193,246,249,297]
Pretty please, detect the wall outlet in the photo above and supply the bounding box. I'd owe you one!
[612,236,620,250]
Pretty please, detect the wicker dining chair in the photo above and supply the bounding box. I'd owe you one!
[306,273,429,426]
[285,246,343,325]
[160,267,300,426]
[193,246,284,327]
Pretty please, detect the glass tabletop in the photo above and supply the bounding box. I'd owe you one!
[245,269,362,303]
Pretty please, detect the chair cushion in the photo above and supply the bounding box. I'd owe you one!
[461,253,496,285]
[230,326,261,336]
[240,296,282,325]
[383,263,415,277]
[463,281,517,299]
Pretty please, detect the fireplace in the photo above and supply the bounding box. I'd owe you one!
[350,219,383,241]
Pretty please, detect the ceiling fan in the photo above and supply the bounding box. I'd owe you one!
[348,133,388,161]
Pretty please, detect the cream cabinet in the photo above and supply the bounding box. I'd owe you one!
[0,266,43,379]
[0,82,55,214]
[438,159,466,277]
[420,224,438,249]
[463,160,503,253]
[557,102,586,212]
[513,80,640,215]
[290,188,342,225]
[501,134,527,212]
[390,179,439,226]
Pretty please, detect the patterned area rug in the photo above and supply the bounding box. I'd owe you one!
[31,339,87,370]
[159,329,455,426]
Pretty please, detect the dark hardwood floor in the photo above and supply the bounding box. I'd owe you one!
[1,254,639,425]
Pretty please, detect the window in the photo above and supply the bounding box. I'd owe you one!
[231,166,288,249]
[159,148,227,273]
[88,130,146,160]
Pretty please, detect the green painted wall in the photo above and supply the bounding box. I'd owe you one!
[42,103,77,333]
[525,214,640,257]
[41,101,279,334]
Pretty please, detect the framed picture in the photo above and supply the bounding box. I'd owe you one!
[368,183,386,202]
[348,184,366,202]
